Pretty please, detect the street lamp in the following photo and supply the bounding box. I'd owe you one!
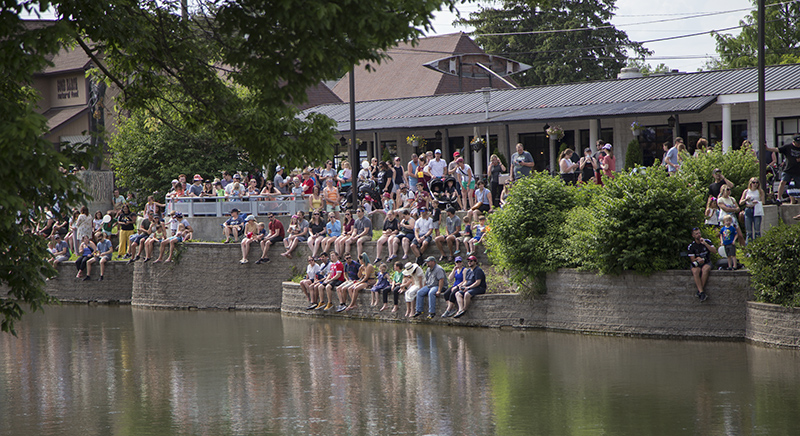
[481,87,491,119]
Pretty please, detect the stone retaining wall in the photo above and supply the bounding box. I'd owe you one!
[46,261,133,303]
[746,302,800,348]
[282,268,755,339]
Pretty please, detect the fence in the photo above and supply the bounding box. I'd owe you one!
[166,195,308,217]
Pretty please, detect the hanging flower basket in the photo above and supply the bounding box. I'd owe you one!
[470,136,486,151]
[546,125,564,140]
[630,121,642,136]
[406,134,426,149]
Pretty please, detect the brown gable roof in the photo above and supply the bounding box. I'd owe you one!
[295,82,342,111]
[332,32,516,102]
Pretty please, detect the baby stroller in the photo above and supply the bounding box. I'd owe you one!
[341,179,382,210]
[431,176,459,210]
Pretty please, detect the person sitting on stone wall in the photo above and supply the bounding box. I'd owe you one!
[688,227,715,302]
[255,213,284,264]
[86,232,114,281]
[401,261,424,318]
[310,252,331,308]
[154,222,187,263]
[414,256,448,319]
[301,255,322,310]
[222,208,244,243]
[434,207,461,262]
[127,212,155,263]
[142,221,167,262]
[50,234,70,267]
[319,251,345,311]
[410,208,434,265]
[239,217,263,264]
[281,213,309,259]
[453,255,486,318]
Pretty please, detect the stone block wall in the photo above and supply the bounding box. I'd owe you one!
[45,261,133,303]
[281,282,546,328]
[746,302,800,347]
[545,269,752,339]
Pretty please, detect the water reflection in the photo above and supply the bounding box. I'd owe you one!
[1,306,800,435]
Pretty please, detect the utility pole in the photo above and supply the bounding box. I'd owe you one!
[349,70,358,211]
[757,0,767,194]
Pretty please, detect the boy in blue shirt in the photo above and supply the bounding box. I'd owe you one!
[719,215,738,270]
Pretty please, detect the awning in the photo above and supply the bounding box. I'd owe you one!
[42,105,88,133]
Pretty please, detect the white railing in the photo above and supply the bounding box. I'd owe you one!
[166,195,308,217]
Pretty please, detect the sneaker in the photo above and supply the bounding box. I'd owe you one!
[374,257,381,264]
[98,276,103,281]
[255,258,263,265]
[387,255,396,262]
[263,258,271,263]
[413,311,422,318]
[83,276,91,281]
[126,258,135,265]
[133,255,141,262]
[453,310,465,318]
[699,292,708,302]
[426,313,435,320]
[336,305,347,313]
[696,291,702,299]
[316,302,327,310]
[453,249,461,255]
[306,303,318,310]
[143,258,150,263]
[441,310,452,318]
[240,259,248,264]
[323,303,334,310]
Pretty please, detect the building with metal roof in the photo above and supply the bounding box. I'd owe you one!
[304,63,800,174]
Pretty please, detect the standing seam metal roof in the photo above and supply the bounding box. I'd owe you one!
[304,64,800,131]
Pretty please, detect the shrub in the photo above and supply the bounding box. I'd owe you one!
[624,138,642,170]
[679,143,758,200]
[743,224,800,307]
[485,172,575,293]
[589,166,705,274]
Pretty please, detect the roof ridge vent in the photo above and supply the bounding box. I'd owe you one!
[617,67,643,79]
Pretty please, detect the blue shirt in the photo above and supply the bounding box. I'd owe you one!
[225,215,244,227]
[326,220,342,237]
[720,225,737,246]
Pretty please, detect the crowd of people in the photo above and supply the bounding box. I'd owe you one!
[297,252,486,319]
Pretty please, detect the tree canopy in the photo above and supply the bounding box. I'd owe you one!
[1,0,456,333]
[460,0,650,86]
[710,0,800,69]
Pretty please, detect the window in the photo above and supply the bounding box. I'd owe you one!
[708,120,748,150]
[517,132,549,172]
[579,128,614,149]
[776,116,800,148]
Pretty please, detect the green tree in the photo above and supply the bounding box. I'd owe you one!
[710,0,800,69]
[460,0,650,86]
[2,0,455,333]
[110,108,254,199]
[624,138,642,170]
[625,59,671,76]
[0,7,95,334]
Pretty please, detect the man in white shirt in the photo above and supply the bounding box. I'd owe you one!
[428,149,448,179]
[411,208,434,265]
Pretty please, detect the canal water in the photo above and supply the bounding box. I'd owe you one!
[1,305,799,436]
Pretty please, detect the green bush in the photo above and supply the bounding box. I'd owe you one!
[743,224,800,307]
[624,138,642,170]
[586,166,705,274]
[486,172,575,293]
[679,143,759,200]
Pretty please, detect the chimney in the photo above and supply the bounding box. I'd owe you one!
[617,67,643,79]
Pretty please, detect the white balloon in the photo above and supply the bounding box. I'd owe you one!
[102,215,112,223]
[717,246,727,258]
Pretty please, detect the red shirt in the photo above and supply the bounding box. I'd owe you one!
[269,219,285,239]
[302,178,314,195]
[327,260,343,281]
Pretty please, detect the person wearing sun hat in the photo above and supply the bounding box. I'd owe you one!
[401,261,424,317]
[453,255,486,318]
[187,174,204,197]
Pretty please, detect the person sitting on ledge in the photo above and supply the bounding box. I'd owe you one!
[434,207,461,262]
[414,256,447,320]
[319,251,345,311]
[453,255,486,318]
[401,261,424,318]
[341,253,374,312]
[441,256,465,318]
[154,223,186,263]
[86,231,113,281]
[688,227,715,302]
[142,221,167,262]
[240,219,265,264]
[334,253,361,312]
[410,207,434,265]
[50,234,70,267]
[75,235,97,281]
[255,213,284,264]
[301,256,322,310]
[310,252,330,308]
[222,208,244,243]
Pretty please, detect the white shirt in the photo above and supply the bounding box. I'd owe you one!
[414,216,433,237]
[306,263,321,280]
[428,158,448,178]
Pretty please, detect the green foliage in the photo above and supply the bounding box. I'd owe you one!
[624,139,642,170]
[110,108,254,199]
[743,224,800,307]
[485,172,575,292]
[558,143,571,156]
[679,143,759,200]
[1,10,95,334]
[709,1,800,69]
[461,0,650,86]
[625,59,671,76]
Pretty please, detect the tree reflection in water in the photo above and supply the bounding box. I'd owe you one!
[1,305,800,436]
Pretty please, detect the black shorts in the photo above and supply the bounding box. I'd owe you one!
[412,235,432,246]
[268,235,283,244]
[477,203,490,213]
[326,279,345,290]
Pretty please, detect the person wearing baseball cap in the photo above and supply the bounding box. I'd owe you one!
[187,174,204,197]
[274,165,289,194]
[441,256,464,318]
[453,255,486,318]
[766,135,800,204]
[429,148,448,179]
[600,143,616,180]
[222,208,244,243]
[413,256,447,319]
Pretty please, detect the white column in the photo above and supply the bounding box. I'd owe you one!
[549,136,557,175]
[485,129,491,174]
[589,119,599,153]
[722,103,732,153]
